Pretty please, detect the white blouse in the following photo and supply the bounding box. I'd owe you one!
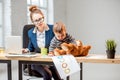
[36,30,45,48]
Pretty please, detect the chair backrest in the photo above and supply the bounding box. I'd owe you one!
[23,24,35,48]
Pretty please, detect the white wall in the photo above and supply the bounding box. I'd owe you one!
[66,0,120,80]
[11,0,27,36]
[67,0,120,54]
[53,0,67,24]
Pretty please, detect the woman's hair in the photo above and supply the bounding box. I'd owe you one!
[53,21,66,34]
[29,5,44,22]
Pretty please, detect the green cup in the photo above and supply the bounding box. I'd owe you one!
[41,48,48,55]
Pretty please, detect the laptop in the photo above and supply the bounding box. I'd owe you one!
[5,36,37,57]
[5,36,23,54]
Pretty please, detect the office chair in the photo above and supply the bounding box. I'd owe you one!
[23,24,43,79]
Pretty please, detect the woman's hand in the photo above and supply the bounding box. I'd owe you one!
[22,48,29,54]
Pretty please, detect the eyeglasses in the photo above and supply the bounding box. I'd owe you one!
[33,17,44,24]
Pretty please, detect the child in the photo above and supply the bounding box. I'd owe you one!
[49,21,76,55]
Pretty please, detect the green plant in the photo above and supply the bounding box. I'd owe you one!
[106,39,117,50]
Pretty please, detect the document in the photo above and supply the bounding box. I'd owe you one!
[5,53,38,58]
[52,55,80,79]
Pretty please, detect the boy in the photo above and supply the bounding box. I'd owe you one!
[49,21,76,55]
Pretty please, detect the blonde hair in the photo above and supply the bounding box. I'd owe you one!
[53,21,66,34]
[29,5,44,22]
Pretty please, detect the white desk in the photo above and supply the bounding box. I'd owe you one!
[1,54,120,80]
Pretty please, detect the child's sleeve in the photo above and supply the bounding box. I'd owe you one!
[49,37,57,52]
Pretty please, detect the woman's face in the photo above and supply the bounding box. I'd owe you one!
[32,13,45,29]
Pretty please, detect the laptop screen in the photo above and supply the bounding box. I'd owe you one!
[5,36,22,54]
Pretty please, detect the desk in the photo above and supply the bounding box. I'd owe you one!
[0,54,12,80]
[76,54,120,80]
[15,54,120,80]
[76,54,120,63]
[0,54,70,80]
[17,55,70,80]
[0,54,120,80]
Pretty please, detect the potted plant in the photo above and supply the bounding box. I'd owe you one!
[106,39,117,59]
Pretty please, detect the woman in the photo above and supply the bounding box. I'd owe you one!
[23,5,61,80]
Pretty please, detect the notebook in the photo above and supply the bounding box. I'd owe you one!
[5,36,37,57]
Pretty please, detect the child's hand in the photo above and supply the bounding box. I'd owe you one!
[48,52,55,56]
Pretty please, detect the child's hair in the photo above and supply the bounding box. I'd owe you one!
[53,21,66,34]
